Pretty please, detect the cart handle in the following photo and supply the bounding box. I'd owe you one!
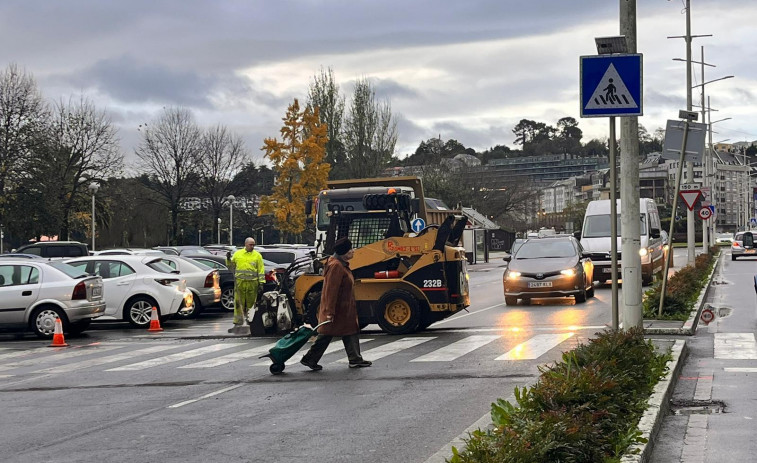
[303,319,332,330]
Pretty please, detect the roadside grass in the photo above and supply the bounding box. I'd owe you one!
[448,328,671,463]
[641,248,718,321]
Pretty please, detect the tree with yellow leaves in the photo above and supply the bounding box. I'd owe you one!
[258,99,330,242]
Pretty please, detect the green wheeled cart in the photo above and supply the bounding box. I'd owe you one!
[260,320,331,375]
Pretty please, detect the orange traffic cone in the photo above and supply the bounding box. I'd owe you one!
[49,318,68,347]
[147,306,163,332]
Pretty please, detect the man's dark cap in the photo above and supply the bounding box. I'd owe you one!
[334,237,353,255]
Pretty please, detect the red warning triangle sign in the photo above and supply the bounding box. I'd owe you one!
[679,190,702,211]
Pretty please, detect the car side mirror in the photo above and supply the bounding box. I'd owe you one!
[650,228,661,239]
[573,231,581,240]
[502,254,512,262]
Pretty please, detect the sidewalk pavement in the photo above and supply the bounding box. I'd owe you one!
[629,248,757,463]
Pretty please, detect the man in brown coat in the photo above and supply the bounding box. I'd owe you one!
[300,237,372,370]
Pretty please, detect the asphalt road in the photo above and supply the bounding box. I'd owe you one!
[0,249,687,463]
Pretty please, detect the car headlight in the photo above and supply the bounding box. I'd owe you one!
[560,268,576,277]
[639,247,649,257]
[506,271,521,280]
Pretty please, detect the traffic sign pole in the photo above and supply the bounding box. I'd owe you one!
[659,116,693,318]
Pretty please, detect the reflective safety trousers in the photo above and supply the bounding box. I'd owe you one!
[227,250,265,325]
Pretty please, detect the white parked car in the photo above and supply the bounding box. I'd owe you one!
[65,256,193,327]
[0,259,105,338]
[150,255,221,318]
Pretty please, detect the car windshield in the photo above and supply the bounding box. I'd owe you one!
[515,240,577,259]
[582,214,647,238]
[47,261,88,278]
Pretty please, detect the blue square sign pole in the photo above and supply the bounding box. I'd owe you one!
[580,54,642,118]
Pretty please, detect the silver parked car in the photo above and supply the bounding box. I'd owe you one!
[731,231,755,261]
[0,259,105,338]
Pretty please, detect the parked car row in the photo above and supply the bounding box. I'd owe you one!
[0,241,308,338]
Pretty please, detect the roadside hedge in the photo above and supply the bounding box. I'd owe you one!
[448,328,670,463]
[642,248,718,320]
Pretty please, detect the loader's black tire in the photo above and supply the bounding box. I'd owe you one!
[304,292,321,326]
[376,290,420,335]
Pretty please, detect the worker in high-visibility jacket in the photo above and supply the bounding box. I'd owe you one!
[226,237,265,329]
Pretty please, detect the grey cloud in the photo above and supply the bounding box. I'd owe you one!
[58,55,217,107]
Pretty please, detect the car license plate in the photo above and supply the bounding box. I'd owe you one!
[528,282,552,288]
[92,286,102,297]
[746,249,756,254]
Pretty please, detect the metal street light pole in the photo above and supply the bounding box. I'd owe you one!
[227,195,235,246]
[669,0,711,265]
[620,0,642,329]
[217,217,221,244]
[88,182,100,251]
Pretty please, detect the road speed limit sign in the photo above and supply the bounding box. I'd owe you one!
[698,207,712,220]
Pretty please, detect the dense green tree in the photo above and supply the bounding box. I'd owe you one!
[342,78,398,178]
[307,67,347,179]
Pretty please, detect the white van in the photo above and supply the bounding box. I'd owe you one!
[579,198,664,285]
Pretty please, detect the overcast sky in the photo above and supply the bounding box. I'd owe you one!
[1,0,754,168]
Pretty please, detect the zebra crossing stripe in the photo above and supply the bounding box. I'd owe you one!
[0,346,58,362]
[107,343,244,371]
[183,343,277,368]
[252,339,376,366]
[495,333,574,361]
[715,333,757,359]
[0,345,121,372]
[335,337,434,364]
[410,335,501,362]
[35,345,170,374]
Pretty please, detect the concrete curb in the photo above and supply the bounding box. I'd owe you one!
[620,339,688,462]
[643,251,722,336]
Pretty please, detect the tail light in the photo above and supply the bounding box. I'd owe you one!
[204,270,219,288]
[72,281,87,300]
[733,242,741,248]
[265,270,276,283]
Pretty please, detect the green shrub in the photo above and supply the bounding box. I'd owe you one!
[449,329,670,463]
[642,249,717,320]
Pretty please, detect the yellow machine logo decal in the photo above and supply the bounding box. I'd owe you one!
[383,238,421,254]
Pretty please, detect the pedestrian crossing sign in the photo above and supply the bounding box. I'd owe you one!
[580,54,642,117]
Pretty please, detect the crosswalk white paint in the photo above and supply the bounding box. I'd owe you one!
[495,333,574,361]
[252,338,376,366]
[0,332,583,377]
[411,335,501,362]
[0,346,61,362]
[35,345,170,374]
[714,333,757,359]
[0,345,121,372]
[335,337,434,364]
[185,343,277,368]
[107,343,244,371]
